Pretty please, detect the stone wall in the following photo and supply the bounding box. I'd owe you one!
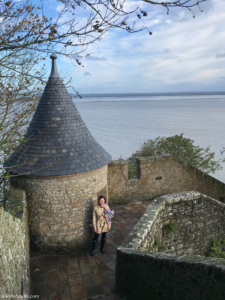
[161,194,225,256]
[0,186,30,298]
[116,191,225,300]
[116,249,225,300]
[120,191,225,255]
[108,156,225,204]
[11,165,108,254]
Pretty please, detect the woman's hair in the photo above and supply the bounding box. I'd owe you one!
[98,195,106,204]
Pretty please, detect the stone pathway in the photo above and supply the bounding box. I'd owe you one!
[30,200,152,300]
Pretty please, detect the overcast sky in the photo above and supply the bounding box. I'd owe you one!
[45,0,225,94]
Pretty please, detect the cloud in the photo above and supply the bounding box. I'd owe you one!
[84,71,91,76]
[86,56,107,61]
[216,53,225,59]
[56,4,64,12]
[61,0,225,93]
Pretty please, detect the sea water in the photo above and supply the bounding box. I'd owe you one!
[75,93,225,183]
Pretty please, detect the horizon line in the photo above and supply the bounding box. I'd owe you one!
[74,91,225,96]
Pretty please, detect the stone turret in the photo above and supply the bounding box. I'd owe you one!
[4,54,112,253]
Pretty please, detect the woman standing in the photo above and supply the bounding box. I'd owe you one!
[90,195,111,256]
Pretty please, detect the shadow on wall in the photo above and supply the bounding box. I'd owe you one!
[108,156,225,204]
[9,165,108,255]
[116,191,225,300]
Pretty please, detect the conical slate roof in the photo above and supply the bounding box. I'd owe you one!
[4,54,112,176]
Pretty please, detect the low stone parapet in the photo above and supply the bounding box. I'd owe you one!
[0,185,30,298]
[108,156,225,204]
[120,191,225,255]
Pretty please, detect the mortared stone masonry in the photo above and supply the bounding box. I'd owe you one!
[4,54,111,253]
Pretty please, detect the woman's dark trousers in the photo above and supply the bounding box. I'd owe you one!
[90,232,106,256]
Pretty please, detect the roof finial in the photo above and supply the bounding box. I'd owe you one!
[50,53,59,77]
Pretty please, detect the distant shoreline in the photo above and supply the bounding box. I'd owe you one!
[75,92,225,98]
[72,93,225,102]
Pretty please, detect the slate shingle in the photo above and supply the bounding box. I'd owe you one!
[4,54,111,176]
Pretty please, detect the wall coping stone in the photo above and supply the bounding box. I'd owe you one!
[108,155,174,166]
[108,159,128,166]
[136,155,173,163]
[117,247,225,271]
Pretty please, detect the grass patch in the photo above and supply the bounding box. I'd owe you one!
[198,196,205,204]
[147,236,167,252]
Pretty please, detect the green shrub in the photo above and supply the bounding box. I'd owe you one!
[208,238,225,258]
[8,211,16,216]
[126,134,224,176]
[163,221,179,234]
[128,163,137,179]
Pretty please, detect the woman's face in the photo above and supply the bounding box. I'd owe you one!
[98,198,105,206]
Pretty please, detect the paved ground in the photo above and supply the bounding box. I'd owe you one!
[30,200,152,300]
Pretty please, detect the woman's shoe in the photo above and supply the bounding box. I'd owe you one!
[90,240,97,256]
